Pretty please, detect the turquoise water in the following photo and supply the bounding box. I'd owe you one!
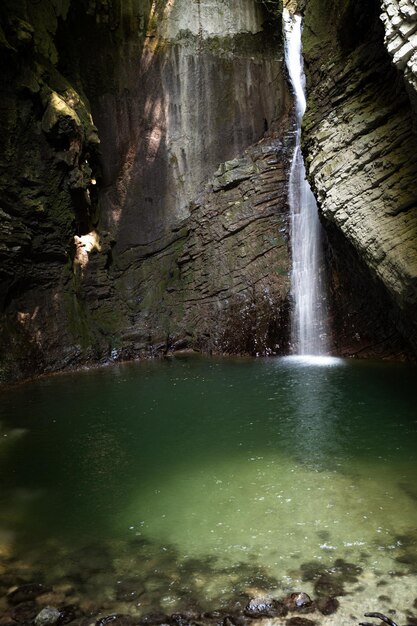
[0,355,417,616]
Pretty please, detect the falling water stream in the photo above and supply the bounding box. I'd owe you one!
[284,10,329,355]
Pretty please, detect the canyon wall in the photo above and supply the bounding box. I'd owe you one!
[301,0,417,358]
[0,0,291,381]
[2,0,417,382]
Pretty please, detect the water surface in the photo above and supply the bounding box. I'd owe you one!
[0,356,417,618]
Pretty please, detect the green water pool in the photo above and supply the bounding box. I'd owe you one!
[0,355,417,619]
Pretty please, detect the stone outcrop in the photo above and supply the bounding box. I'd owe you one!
[381,0,417,99]
[301,0,417,357]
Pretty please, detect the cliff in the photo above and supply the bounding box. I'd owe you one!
[1,0,417,382]
[0,0,292,381]
[302,0,417,357]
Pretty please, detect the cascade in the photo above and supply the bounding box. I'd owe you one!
[283,9,329,355]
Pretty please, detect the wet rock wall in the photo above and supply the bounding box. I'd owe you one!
[0,0,292,381]
[0,0,104,380]
[301,0,417,357]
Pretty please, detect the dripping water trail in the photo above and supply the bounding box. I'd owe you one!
[283,9,329,356]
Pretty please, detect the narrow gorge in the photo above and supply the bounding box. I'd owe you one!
[1,0,417,381]
[1,3,417,626]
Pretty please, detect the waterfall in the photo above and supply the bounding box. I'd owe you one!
[283,9,329,356]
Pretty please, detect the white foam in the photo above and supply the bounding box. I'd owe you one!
[280,355,346,367]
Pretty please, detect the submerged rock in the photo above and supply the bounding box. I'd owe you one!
[283,593,313,612]
[10,601,39,623]
[285,618,316,626]
[244,598,288,618]
[34,607,61,626]
[223,617,249,626]
[170,613,200,626]
[7,583,51,605]
[96,616,134,626]
[316,597,339,615]
[115,577,146,603]
[140,613,170,625]
[57,605,80,625]
[313,575,345,598]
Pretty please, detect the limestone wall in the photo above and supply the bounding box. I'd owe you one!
[0,0,292,381]
[302,0,417,355]
[94,0,285,252]
[381,0,417,96]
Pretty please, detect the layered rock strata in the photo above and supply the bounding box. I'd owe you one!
[0,0,291,381]
[302,0,417,356]
[79,132,292,360]
[381,0,417,100]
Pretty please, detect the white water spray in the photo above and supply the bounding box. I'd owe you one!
[283,9,329,356]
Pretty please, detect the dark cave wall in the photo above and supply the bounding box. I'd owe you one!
[0,0,107,380]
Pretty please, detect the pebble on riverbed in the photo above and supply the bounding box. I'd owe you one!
[244,597,288,618]
[283,593,314,612]
[316,597,339,616]
[285,618,316,626]
[0,583,342,626]
[7,583,52,605]
[34,606,61,626]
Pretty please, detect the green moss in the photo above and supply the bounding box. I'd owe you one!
[64,288,93,349]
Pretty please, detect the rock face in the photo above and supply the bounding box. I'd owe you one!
[381,0,417,98]
[0,0,103,380]
[92,0,286,250]
[2,0,417,381]
[0,0,291,381]
[302,0,417,357]
[80,132,292,359]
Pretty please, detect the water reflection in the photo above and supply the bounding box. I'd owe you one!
[278,356,346,470]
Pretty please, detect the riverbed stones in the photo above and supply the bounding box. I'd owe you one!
[244,598,288,618]
[115,577,146,603]
[34,606,61,626]
[139,613,169,625]
[170,612,201,626]
[223,616,248,626]
[96,615,134,626]
[283,593,313,612]
[313,575,345,598]
[9,601,39,623]
[285,618,316,626]
[56,605,79,625]
[315,596,339,615]
[7,583,52,605]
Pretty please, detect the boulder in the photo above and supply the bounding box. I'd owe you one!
[41,91,81,139]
